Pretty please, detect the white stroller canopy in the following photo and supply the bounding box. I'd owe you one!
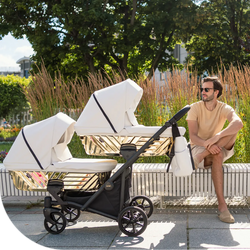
[4,113,75,171]
[75,79,143,135]
[75,78,186,137]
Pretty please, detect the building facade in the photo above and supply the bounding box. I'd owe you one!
[16,57,32,78]
[154,43,188,86]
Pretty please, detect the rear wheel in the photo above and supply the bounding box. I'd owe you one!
[130,196,153,218]
[44,212,67,234]
[118,206,147,237]
[62,206,81,222]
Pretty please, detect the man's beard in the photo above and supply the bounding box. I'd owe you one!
[202,92,214,102]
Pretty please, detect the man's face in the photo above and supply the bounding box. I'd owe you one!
[201,81,215,102]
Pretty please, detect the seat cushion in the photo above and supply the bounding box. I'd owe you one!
[125,125,186,137]
[75,125,186,137]
[49,158,117,173]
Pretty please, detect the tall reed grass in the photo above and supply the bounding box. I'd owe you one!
[22,63,249,163]
[216,64,250,163]
[23,63,127,121]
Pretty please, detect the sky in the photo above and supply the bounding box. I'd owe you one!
[0,33,34,71]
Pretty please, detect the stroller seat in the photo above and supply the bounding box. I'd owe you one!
[76,125,185,137]
[124,125,185,137]
[75,79,186,156]
[4,113,117,192]
[50,158,117,173]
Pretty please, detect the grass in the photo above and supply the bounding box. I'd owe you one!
[0,142,13,152]
[26,199,44,209]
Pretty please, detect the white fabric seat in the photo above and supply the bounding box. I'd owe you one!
[124,125,185,137]
[49,158,117,173]
[75,125,185,137]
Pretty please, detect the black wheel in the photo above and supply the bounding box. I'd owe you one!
[44,212,67,234]
[118,206,148,237]
[62,206,81,222]
[130,195,154,218]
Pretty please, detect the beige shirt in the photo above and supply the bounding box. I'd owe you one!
[186,101,234,145]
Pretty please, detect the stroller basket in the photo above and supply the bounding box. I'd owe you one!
[63,174,131,217]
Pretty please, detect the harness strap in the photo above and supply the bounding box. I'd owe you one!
[22,129,44,170]
[93,93,117,133]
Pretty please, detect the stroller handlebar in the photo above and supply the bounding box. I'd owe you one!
[168,105,191,124]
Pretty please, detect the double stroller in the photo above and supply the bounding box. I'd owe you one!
[4,79,193,236]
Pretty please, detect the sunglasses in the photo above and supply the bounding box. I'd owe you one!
[200,88,214,92]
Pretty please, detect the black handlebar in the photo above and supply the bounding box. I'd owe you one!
[168,105,190,124]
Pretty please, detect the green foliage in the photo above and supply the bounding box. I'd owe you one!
[185,0,250,74]
[0,142,13,163]
[0,75,30,118]
[0,0,196,79]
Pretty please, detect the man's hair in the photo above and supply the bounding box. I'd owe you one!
[202,76,223,98]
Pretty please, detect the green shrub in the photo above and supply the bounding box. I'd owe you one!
[0,75,30,118]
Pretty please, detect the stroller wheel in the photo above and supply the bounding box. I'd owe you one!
[62,206,81,222]
[130,195,154,218]
[118,206,147,237]
[44,212,67,234]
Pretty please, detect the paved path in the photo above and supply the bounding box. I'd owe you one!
[1,196,250,250]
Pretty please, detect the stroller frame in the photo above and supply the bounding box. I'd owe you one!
[43,106,190,237]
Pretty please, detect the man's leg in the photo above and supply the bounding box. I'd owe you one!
[194,133,237,165]
[203,152,235,223]
[216,133,237,151]
[204,133,238,211]
[208,152,227,212]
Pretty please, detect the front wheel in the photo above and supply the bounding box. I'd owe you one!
[118,206,147,237]
[44,212,67,234]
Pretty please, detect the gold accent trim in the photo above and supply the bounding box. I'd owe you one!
[9,171,110,192]
[82,135,173,156]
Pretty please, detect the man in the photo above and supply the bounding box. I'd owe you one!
[2,118,10,128]
[186,76,243,223]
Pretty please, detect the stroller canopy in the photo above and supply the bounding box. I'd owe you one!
[75,79,143,135]
[4,113,75,171]
[75,79,186,137]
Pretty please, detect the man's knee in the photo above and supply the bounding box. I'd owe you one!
[212,151,224,165]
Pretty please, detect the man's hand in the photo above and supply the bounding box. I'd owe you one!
[207,144,222,154]
[204,134,220,149]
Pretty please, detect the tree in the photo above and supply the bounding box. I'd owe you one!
[0,0,196,79]
[185,0,250,74]
[0,75,30,118]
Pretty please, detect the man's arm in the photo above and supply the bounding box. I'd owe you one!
[187,120,222,154]
[187,120,205,147]
[205,111,243,149]
[217,111,243,137]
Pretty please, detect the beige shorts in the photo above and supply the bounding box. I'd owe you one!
[191,145,234,169]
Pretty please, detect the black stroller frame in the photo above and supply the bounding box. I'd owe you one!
[43,106,191,237]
